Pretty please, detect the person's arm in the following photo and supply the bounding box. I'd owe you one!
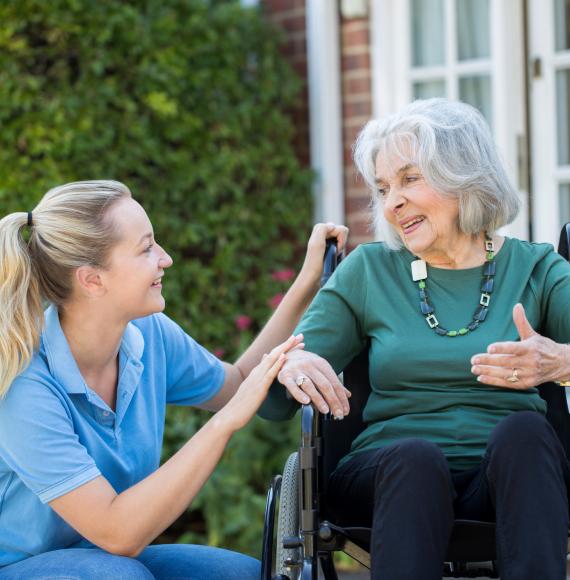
[201,223,348,412]
[471,303,570,388]
[49,335,300,557]
[259,245,371,421]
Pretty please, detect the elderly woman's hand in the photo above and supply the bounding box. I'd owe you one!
[471,303,570,389]
[298,223,349,288]
[277,348,351,419]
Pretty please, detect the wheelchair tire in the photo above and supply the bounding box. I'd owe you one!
[276,451,300,580]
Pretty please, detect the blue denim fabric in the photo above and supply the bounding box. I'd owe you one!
[0,544,260,579]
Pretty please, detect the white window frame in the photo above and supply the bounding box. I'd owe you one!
[528,0,570,246]
[370,0,529,240]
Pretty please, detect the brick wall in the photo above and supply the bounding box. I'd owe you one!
[262,1,374,247]
[340,14,373,247]
[262,0,310,166]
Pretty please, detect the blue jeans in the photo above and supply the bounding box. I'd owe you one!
[0,544,260,579]
[328,411,570,580]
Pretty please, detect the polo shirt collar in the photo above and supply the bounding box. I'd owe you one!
[42,304,145,395]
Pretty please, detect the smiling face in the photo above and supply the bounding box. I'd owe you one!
[99,197,173,321]
[375,153,465,263]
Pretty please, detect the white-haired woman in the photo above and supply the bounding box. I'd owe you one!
[0,181,348,579]
[260,99,570,579]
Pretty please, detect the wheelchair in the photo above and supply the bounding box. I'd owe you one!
[261,223,570,580]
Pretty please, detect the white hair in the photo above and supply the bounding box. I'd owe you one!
[353,98,521,249]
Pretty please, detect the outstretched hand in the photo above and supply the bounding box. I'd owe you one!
[470,303,567,389]
[220,334,304,431]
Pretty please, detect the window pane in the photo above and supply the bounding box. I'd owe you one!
[459,75,493,127]
[560,184,570,229]
[413,80,446,99]
[456,0,490,60]
[556,69,570,165]
[555,0,570,51]
[411,0,445,67]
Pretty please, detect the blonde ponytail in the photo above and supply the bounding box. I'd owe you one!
[0,213,43,397]
[0,180,131,397]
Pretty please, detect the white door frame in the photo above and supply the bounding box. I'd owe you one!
[528,0,570,246]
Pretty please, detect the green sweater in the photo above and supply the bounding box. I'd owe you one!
[259,238,570,471]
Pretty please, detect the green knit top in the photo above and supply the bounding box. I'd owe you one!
[259,238,570,471]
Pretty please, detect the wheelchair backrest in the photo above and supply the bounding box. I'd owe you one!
[321,223,570,488]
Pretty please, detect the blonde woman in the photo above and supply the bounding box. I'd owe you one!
[0,181,348,579]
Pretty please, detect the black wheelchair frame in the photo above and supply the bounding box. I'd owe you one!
[262,223,570,580]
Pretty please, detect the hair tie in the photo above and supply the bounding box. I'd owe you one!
[27,212,33,227]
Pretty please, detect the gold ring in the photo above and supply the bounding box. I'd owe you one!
[295,375,307,387]
[507,368,520,383]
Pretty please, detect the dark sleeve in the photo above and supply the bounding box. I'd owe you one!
[258,247,368,421]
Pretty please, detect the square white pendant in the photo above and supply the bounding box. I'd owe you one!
[411,259,427,281]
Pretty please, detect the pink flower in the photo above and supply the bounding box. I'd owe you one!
[213,348,226,359]
[271,268,295,282]
[268,293,284,309]
[235,315,252,332]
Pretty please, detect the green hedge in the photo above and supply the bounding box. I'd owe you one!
[0,0,310,556]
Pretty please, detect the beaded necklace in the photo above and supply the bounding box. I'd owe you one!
[411,235,496,337]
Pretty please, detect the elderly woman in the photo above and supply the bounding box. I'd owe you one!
[260,99,570,580]
[0,180,347,579]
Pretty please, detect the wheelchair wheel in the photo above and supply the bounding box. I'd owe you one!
[275,451,300,580]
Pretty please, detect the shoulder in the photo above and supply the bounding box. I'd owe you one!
[505,237,569,274]
[0,359,69,423]
[131,312,191,345]
[9,342,63,399]
[506,237,556,260]
[131,313,219,372]
[338,242,404,272]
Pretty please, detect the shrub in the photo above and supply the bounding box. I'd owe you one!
[0,0,310,556]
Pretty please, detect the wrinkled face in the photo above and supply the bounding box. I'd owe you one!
[101,197,173,321]
[375,153,461,260]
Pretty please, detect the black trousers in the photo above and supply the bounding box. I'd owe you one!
[328,411,570,580]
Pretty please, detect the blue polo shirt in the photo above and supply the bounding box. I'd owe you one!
[0,305,225,567]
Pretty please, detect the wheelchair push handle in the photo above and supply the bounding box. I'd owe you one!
[283,238,340,403]
[320,238,341,288]
[559,222,570,261]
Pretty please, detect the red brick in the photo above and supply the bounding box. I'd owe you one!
[342,26,370,48]
[343,100,372,118]
[343,75,371,95]
[346,195,371,214]
[342,20,369,34]
[344,116,364,130]
[346,215,374,243]
[272,13,305,34]
[264,0,305,13]
[280,34,307,58]
[341,52,371,72]
[340,13,369,25]
[343,121,367,144]
[291,57,308,76]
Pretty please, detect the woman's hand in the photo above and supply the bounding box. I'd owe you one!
[219,334,304,431]
[298,223,349,288]
[277,348,351,419]
[471,303,570,389]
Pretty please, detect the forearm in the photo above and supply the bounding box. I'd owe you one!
[109,412,235,554]
[234,275,318,377]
